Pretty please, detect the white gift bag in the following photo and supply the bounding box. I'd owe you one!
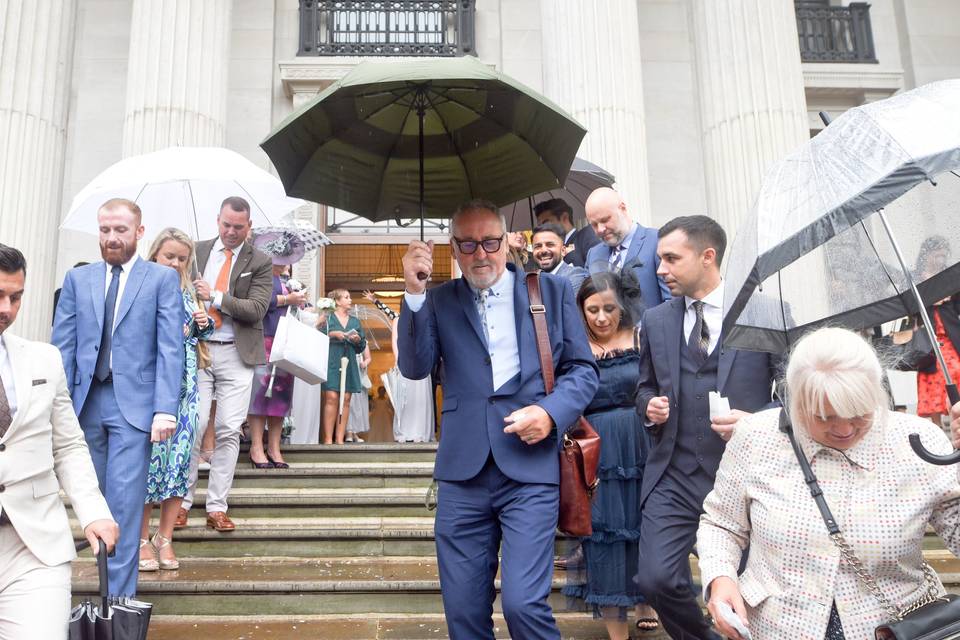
[270,310,329,385]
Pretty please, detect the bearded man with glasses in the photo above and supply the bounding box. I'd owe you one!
[399,199,598,640]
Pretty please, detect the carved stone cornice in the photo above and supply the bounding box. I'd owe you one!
[803,65,904,101]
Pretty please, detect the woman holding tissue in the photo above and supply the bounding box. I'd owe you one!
[562,272,659,637]
[319,289,366,444]
[698,327,960,640]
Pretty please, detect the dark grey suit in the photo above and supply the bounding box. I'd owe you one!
[562,225,599,268]
[634,296,779,640]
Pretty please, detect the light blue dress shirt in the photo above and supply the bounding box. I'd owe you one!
[404,269,521,391]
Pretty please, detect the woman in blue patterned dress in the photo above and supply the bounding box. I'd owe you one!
[138,228,213,571]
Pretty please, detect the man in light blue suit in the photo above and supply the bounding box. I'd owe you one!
[399,200,598,639]
[52,198,183,597]
[584,187,671,311]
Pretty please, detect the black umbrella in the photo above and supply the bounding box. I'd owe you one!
[500,157,616,231]
[70,540,152,640]
[722,80,960,465]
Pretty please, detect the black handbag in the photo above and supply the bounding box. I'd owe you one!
[779,410,960,639]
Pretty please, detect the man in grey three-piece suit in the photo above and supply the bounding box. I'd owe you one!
[634,216,780,640]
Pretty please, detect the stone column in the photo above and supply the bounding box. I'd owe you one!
[122,0,232,156]
[0,1,78,341]
[691,0,809,233]
[539,0,653,224]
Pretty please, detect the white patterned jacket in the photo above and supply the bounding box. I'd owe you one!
[697,408,960,640]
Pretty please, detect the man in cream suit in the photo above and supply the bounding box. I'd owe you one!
[181,197,273,532]
[0,244,118,639]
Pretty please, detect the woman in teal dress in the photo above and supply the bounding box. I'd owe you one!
[139,228,214,571]
[319,289,367,444]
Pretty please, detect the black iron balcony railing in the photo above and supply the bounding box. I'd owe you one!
[795,2,876,63]
[299,0,475,57]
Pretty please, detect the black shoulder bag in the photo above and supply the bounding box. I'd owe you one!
[779,409,960,640]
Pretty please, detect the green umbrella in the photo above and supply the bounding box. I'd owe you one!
[260,56,586,239]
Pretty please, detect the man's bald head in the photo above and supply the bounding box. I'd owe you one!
[585,187,632,247]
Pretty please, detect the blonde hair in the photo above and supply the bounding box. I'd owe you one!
[786,327,887,424]
[147,227,195,290]
[329,288,349,302]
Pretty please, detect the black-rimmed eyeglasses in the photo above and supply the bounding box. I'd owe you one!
[453,236,504,255]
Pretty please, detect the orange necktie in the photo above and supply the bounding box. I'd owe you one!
[208,249,233,329]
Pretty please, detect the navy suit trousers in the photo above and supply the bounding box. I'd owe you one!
[435,456,560,640]
[635,467,722,640]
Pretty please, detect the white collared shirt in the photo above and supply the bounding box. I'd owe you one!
[104,254,139,368]
[202,238,237,341]
[0,333,17,419]
[684,280,724,355]
[404,269,521,391]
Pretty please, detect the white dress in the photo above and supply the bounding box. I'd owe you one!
[383,367,435,443]
[289,309,322,444]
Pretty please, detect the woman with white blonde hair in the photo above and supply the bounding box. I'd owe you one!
[698,326,960,639]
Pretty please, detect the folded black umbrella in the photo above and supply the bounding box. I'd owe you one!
[69,540,152,640]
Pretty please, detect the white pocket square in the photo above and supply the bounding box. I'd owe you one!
[239,272,252,278]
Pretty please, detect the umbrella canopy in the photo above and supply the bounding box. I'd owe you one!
[500,157,615,231]
[722,79,960,354]
[61,147,305,242]
[260,56,586,226]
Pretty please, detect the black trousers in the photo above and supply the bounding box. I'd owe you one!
[635,468,722,640]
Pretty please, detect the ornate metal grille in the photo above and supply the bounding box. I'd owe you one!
[795,2,877,63]
[299,0,475,57]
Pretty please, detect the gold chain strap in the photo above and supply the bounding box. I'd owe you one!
[830,531,944,621]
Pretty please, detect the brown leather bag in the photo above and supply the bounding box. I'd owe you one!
[525,272,601,537]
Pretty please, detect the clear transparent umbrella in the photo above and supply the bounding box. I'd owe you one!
[721,79,960,464]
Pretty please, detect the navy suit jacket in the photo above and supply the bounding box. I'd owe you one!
[52,259,183,432]
[635,297,780,505]
[563,225,600,268]
[585,224,671,309]
[398,265,598,484]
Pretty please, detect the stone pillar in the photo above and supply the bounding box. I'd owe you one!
[122,0,232,156]
[691,0,809,233]
[540,0,652,224]
[0,1,78,341]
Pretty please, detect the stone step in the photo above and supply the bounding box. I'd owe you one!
[239,443,438,464]
[68,487,435,518]
[197,462,435,489]
[145,613,664,640]
[72,552,960,617]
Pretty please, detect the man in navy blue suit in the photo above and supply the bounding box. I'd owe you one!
[634,216,779,640]
[584,187,670,310]
[399,200,598,639]
[53,198,183,597]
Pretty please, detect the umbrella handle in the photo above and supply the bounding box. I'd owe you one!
[908,384,960,465]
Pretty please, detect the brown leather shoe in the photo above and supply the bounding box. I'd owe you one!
[174,507,189,530]
[206,511,236,532]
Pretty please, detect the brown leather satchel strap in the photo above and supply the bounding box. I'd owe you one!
[525,272,555,394]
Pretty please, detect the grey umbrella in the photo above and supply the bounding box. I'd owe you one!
[499,157,616,231]
[721,79,960,464]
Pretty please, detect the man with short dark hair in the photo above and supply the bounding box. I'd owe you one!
[0,244,117,637]
[584,188,671,312]
[531,223,587,296]
[633,215,779,640]
[399,199,598,639]
[533,198,599,268]
[52,198,183,597]
[181,196,273,532]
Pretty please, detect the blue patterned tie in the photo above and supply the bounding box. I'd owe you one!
[477,288,491,346]
[611,244,626,271]
[95,265,122,381]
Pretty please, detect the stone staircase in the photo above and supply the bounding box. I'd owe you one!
[69,443,960,640]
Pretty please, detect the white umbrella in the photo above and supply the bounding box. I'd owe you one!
[61,146,306,243]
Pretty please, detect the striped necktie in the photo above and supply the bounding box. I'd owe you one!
[610,244,626,271]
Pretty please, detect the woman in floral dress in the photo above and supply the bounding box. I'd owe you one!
[139,228,213,571]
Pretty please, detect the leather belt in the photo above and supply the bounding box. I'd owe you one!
[205,339,234,345]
